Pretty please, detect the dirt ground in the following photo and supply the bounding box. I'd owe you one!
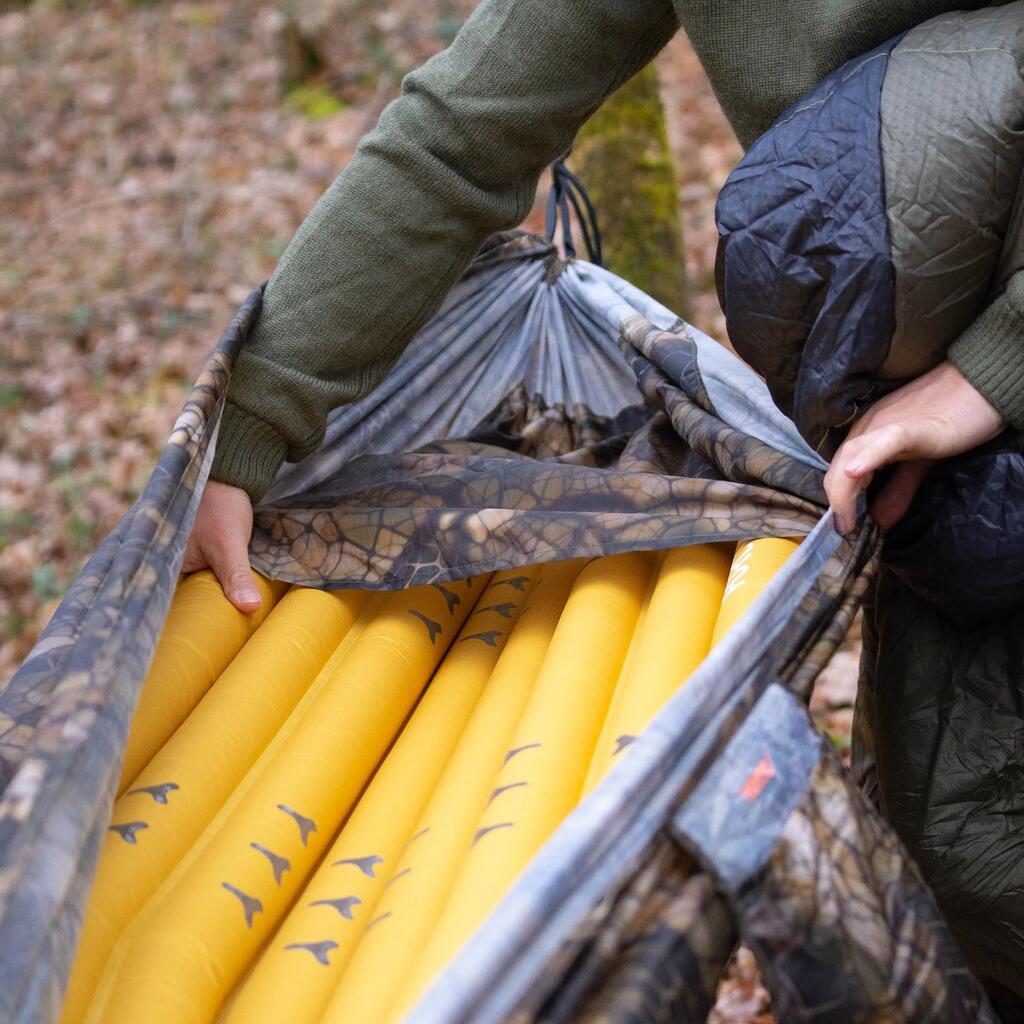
[0,3,859,1018]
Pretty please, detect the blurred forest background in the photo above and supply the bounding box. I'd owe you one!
[0,3,858,1017]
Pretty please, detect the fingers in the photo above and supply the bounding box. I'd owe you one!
[182,480,261,613]
[180,539,207,576]
[826,361,1006,535]
[826,423,916,535]
[824,463,869,537]
[870,459,930,531]
[205,535,262,613]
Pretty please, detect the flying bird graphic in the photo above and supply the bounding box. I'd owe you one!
[277,804,317,846]
[406,826,430,846]
[251,842,291,885]
[472,822,514,845]
[494,575,531,592]
[222,882,263,928]
[486,781,527,806]
[126,782,179,804]
[476,602,518,619]
[502,742,541,766]
[460,630,502,647]
[108,821,148,844]
[310,896,361,920]
[613,735,636,755]
[285,940,339,966]
[408,609,443,644]
[332,853,383,878]
[430,583,461,613]
[382,866,412,891]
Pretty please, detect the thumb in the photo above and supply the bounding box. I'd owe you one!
[870,459,930,531]
[205,532,262,613]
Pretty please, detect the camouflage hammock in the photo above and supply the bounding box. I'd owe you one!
[0,230,996,1023]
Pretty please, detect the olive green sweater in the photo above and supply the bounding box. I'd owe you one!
[212,0,1022,500]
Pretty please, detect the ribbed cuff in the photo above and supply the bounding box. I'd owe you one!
[209,402,289,502]
[948,273,1024,429]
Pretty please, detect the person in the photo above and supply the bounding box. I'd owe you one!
[184,0,1015,615]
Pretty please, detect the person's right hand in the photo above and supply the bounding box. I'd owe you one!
[181,479,262,612]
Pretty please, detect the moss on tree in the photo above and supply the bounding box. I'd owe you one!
[572,64,688,316]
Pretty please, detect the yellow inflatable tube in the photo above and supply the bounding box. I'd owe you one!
[60,585,368,1024]
[711,537,800,645]
[583,543,732,791]
[319,560,585,1024]
[87,578,481,1024]
[222,570,538,1024]
[336,553,652,1024]
[118,570,287,792]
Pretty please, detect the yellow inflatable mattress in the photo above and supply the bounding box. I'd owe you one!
[62,538,796,1024]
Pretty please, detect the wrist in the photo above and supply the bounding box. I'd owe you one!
[209,403,289,502]
[947,275,1024,429]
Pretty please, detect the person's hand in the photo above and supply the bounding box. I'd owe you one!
[825,361,1005,535]
[181,480,262,612]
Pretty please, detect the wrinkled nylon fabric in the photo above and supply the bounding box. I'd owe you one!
[880,6,1024,379]
[715,34,899,454]
[860,569,1024,995]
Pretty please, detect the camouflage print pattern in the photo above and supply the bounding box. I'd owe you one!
[502,837,734,1024]
[0,233,990,1022]
[248,290,823,592]
[0,287,262,1023]
[738,744,997,1023]
[528,839,737,1024]
[572,870,733,1024]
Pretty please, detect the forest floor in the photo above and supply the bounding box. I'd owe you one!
[0,3,858,1018]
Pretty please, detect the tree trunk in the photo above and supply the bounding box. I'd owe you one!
[572,64,689,317]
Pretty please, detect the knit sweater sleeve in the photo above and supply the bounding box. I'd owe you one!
[211,0,678,500]
[948,270,1024,429]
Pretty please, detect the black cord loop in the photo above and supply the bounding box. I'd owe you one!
[544,159,603,266]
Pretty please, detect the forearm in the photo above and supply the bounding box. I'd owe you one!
[212,0,677,499]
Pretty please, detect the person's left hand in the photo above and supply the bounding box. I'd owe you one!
[825,360,1005,535]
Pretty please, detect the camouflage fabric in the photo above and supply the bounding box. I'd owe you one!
[0,233,991,1022]
[0,288,261,1024]
[738,746,994,1022]
[505,837,734,1024]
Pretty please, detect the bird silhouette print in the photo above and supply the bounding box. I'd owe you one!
[486,781,527,806]
[503,742,541,766]
[284,940,338,966]
[408,609,443,644]
[430,583,461,613]
[332,853,383,878]
[495,575,531,591]
[613,735,636,755]
[382,866,411,891]
[251,842,291,885]
[126,782,179,804]
[476,602,518,619]
[472,822,514,845]
[109,821,148,844]
[277,804,317,846]
[310,896,361,919]
[460,629,503,647]
[406,826,430,846]
[222,882,262,928]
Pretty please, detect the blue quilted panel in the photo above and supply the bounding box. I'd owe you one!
[716,36,902,452]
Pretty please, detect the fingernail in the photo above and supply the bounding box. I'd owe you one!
[233,587,261,606]
[833,514,849,536]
